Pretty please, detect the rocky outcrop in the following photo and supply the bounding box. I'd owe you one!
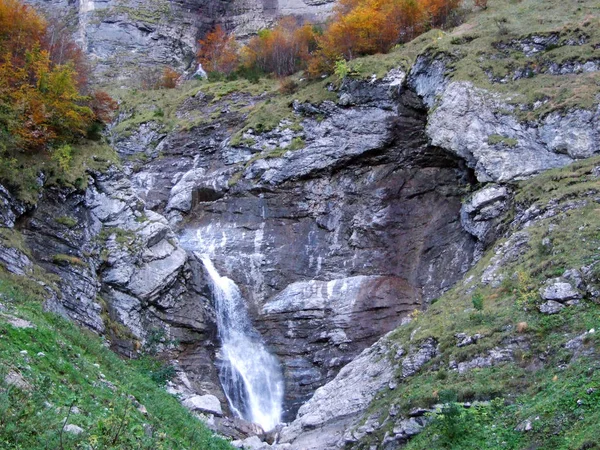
[278,336,396,449]
[278,335,439,449]
[259,275,419,415]
[152,76,477,418]
[408,55,600,183]
[0,166,226,407]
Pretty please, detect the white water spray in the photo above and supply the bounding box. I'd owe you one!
[198,253,284,431]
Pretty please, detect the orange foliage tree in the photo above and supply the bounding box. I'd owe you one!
[0,0,115,153]
[197,24,240,75]
[242,16,316,77]
[306,0,462,76]
[199,1,462,79]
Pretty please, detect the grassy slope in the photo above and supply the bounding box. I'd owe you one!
[348,0,600,118]
[0,272,232,450]
[0,140,119,205]
[356,156,600,449]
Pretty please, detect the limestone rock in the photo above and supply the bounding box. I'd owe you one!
[461,185,510,256]
[279,337,395,449]
[401,338,438,378]
[455,332,482,348]
[538,300,565,315]
[63,424,84,435]
[0,244,33,276]
[540,281,581,303]
[4,370,31,390]
[182,394,223,416]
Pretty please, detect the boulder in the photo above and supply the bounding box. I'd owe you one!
[540,281,581,303]
[539,300,565,315]
[63,424,84,435]
[182,394,223,416]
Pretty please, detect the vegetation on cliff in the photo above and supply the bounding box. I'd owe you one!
[354,156,600,449]
[0,0,117,203]
[0,272,231,449]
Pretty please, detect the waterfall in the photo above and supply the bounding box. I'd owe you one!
[198,253,284,432]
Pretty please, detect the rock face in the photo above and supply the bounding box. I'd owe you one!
[0,168,225,406]
[26,0,336,82]
[157,77,477,419]
[278,336,396,449]
[415,55,600,183]
[2,19,599,448]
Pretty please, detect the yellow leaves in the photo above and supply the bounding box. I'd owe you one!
[197,24,240,75]
[0,0,103,153]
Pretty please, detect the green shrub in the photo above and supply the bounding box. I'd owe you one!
[52,144,73,172]
[471,292,484,311]
[55,216,78,228]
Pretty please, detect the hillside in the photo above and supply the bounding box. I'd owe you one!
[0,274,231,449]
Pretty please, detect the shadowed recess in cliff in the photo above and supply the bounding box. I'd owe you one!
[191,251,284,432]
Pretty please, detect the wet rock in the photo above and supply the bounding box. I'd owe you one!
[213,416,265,441]
[260,275,418,413]
[231,435,270,450]
[538,300,565,315]
[279,337,395,450]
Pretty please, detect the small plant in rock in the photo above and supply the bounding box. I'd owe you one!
[334,58,349,80]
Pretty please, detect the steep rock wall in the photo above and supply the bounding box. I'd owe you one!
[118,74,477,419]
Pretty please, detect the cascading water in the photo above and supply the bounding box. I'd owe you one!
[197,253,284,432]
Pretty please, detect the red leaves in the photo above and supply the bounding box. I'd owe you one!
[197,24,240,75]
[0,0,115,152]
[308,0,462,76]
[243,17,316,77]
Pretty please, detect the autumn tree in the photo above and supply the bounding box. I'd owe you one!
[307,0,462,76]
[197,24,240,75]
[243,16,316,77]
[0,0,115,153]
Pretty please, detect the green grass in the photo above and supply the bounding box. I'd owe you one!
[355,157,600,449]
[331,0,600,119]
[429,0,600,118]
[488,134,518,147]
[0,275,231,450]
[0,140,119,205]
[55,216,79,228]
